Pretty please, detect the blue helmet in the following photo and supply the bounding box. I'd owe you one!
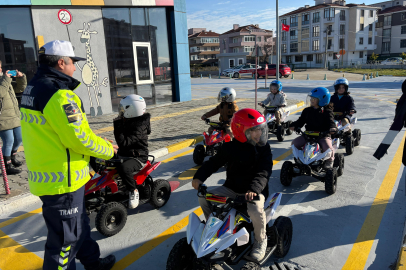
[270,80,282,92]
[309,87,331,107]
[334,78,349,92]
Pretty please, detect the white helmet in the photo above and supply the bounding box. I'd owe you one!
[218,87,236,102]
[118,94,146,118]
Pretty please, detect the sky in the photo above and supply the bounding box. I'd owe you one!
[186,0,384,34]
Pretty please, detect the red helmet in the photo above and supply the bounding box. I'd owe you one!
[231,108,268,146]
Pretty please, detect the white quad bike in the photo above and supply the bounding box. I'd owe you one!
[280,129,345,195]
[166,185,293,270]
[333,112,361,155]
[259,104,293,142]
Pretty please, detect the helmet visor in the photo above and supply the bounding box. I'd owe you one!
[245,123,268,146]
[218,92,231,102]
[306,93,318,107]
[118,103,125,117]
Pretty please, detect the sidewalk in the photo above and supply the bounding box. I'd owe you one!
[0,97,302,212]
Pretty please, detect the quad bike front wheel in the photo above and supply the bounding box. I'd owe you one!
[193,145,206,165]
[166,237,197,270]
[334,153,345,177]
[353,129,361,146]
[345,135,354,155]
[95,202,127,237]
[273,216,293,258]
[285,121,293,136]
[325,169,338,195]
[280,161,293,186]
[276,125,285,142]
[150,179,171,208]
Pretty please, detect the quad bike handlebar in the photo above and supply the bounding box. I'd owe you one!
[295,128,330,138]
[198,184,259,205]
[205,118,227,130]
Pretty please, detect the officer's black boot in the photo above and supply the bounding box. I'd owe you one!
[3,156,21,175]
[85,255,116,270]
[11,151,23,167]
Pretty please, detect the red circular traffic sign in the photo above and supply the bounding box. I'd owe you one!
[58,9,72,25]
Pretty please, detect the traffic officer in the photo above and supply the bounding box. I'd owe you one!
[20,40,117,270]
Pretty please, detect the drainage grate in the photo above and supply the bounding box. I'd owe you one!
[269,261,310,270]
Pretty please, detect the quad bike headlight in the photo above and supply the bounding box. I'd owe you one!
[210,252,224,259]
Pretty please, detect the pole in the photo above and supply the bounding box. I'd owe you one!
[0,148,10,194]
[324,29,328,69]
[255,36,258,110]
[265,64,267,89]
[276,0,280,80]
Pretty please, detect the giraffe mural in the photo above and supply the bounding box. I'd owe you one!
[76,22,108,116]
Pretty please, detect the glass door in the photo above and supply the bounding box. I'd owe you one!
[133,42,154,85]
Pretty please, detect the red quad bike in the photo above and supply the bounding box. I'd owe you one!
[85,155,172,237]
[193,119,231,165]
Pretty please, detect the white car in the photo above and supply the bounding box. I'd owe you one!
[230,64,261,78]
[380,57,404,65]
[221,65,243,76]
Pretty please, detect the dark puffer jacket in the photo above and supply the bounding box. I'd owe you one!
[0,74,27,131]
[194,140,273,198]
[290,106,336,137]
[113,113,151,163]
[330,93,356,121]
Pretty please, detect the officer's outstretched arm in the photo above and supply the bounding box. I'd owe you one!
[43,90,114,160]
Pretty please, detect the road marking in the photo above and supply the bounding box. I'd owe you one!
[112,207,203,270]
[161,149,194,164]
[0,208,42,229]
[0,229,43,270]
[342,132,406,270]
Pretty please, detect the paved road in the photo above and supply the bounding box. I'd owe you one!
[0,77,405,270]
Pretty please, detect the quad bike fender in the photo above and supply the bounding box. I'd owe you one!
[191,222,206,254]
[216,227,250,253]
[264,193,282,224]
[134,161,161,185]
[187,212,202,244]
[85,169,119,195]
[292,145,331,164]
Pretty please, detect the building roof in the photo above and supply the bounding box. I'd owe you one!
[188,30,220,38]
[281,3,377,17]
[378,5,406,15]
[220,24,273,35]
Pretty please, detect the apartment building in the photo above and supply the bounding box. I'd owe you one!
[373,5,406,57]
[188,28,220,65]
[279,0,379,68]
[370,0,406,10]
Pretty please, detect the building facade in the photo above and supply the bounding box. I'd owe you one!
[0,0,191,116]
[279,0,379,68]
[373,5,406,57]
[188,28,220,66]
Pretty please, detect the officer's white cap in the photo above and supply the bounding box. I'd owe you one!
[38,40,86,62]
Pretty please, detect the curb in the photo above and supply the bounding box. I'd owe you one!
[0,192,40,216]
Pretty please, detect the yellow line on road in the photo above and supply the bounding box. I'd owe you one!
[112,207,203,270]
[342,132,406,269]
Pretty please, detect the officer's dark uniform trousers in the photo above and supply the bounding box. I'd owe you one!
[40,186,99,270]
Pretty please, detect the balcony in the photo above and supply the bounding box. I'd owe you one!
[291,22,298,27]
[340,16,346,21]
[228,42,242,47]
[325,17,334,22]
[313,18,320,23]
[302,20,310,25]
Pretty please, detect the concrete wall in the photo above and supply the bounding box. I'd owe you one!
[391,25,405,53]
[31,7,112,116]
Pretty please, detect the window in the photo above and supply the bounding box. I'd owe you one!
[369,24,373,31]
[361,10,364,17]
[313,26,320,37]
[302,13,310,25]
[302,28,309,39]
[333,53,338,59]
[384,15,392,26]
[244,46,255,52]
[286,56,292,63]
[368,37,372,44]
[238,58,244,65]
[360,24,364,31]
[233,37,238,43]
[244,36,256,42]
[290,42,298,52]
[340,10,345,20]
[402,26,406,34]
[383,41,390,52]
[290,29,297,40]
[359,37,364,45]
[383,28,391,38]
[233,48,239,53]
[401,39,406,48]
[402,12,406,21]
[359,51,364,58]
[196,46,200,51]
[229,59,235,68]
[340,38,345,49]
[313,12,320,23]
[340,24,345,35]
[257,37,261,42]
[290,16,298,27]
[204,47,208,51]
[316,54,323,63]
[327,25,333,35]
[211,46,215,51]
[370,10,373,17]
[328,39,332,49]
[295,55,303,62]
[282,31,287,41]
[282,44,287,53]
[313,39,319,51]
[204,55,208,59]
[201,38,219,43]
[212,54,216,59]
[324,8,335,19]
[302,40,309,51]
[307,54,313,61]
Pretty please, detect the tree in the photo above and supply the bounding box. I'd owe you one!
[261,38,275,64]
[400,52,406,60]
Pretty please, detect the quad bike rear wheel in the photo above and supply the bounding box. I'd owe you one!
[273,216,293,258]
[334,153,345,177]
[276,125,285,142]
[325,169,338,195]
[353,129,361,146]
[345,135,354,155]
[285,121,293,135]
[193,145,206,165]
[95,202,127,237]
[150,179,171,208]
[280,161,293,186]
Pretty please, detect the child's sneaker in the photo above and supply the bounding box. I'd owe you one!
[128,189,139,209]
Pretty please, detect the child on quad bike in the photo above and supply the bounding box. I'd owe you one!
[258,80,286,126]
[113,94,151,209]
[192,108,273,261]
[330,78,356,131]
[201,87,239,138]
[289,87,337,169]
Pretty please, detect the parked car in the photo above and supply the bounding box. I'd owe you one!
[221,65,243,76]
[230,64,260,78]
[253,64,292,79]
[380,57,404,65]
